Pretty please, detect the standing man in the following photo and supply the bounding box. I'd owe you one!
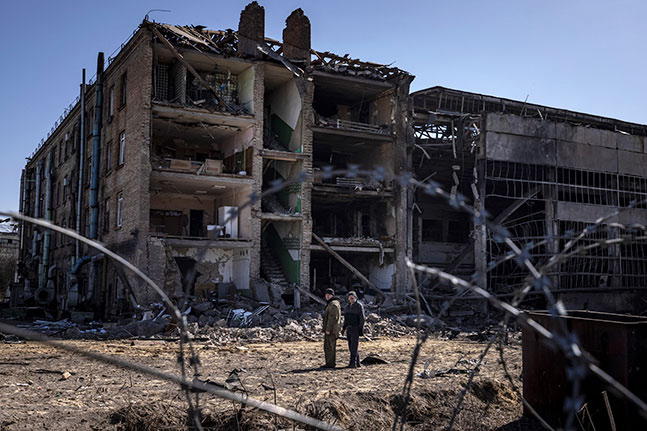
[322,288,341,368]
[341,291,365,368]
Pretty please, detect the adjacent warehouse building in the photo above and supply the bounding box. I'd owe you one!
[411,87,647,312]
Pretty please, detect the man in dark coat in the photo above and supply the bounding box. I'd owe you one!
[322,288,341,368]
[341,291,365,368]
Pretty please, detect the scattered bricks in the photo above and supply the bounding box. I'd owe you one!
[367,312,380,323]
[192,302,214,316]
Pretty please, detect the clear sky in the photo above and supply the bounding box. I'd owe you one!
[1,0,645,212]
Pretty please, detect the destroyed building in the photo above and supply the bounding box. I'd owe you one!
[411,87,647,313]
[14,3,413,316]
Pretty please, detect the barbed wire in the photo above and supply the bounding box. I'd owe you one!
[6,166,647,430]
[0,322,342,431]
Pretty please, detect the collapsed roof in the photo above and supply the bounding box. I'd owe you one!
[146,19,410,82]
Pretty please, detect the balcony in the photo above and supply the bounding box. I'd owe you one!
[315,116,390,135]
[310,236,394,253]
[312,169,393,197]
[152,155,251,177]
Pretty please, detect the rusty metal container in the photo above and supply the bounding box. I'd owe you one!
[522,310,647,430]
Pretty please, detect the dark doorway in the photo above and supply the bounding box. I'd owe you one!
[190,210,204,237]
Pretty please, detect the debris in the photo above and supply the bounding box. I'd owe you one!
[113,319,169,338]
[61,371,72,380]
[225,368,246,391]
[360,354,391,366]
[70,311,95,324]
[417,358,485,379]
[366,313,380,323]
[191,302,213,315]
[405,314,440,329]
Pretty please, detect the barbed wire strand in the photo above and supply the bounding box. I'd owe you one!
[0,321,343,431]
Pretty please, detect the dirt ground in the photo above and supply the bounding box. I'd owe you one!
[0,334,540,430]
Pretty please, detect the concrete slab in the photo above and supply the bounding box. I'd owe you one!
[485,113,556,139]
[486,131,556,165]
[556,141,617,172]
[556,123,616,148]
[619,150,647,177]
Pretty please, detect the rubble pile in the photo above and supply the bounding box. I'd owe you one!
[2,291,506,343]
[185,301,418,345]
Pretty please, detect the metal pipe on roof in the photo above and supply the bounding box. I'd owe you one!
[17,169,26,284]
[90,54,104,240]
[40,150,53,292]
[76,69,86,259]
[32,161,42,259]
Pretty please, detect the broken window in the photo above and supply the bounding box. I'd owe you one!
[421,219,443,242]
[103,198,110,233]
[118,131,125,166]
[116,192,123,227]
[85,157,92,187]
[154,63,169,101]
[186,70,238,108]
[84,207,90,238]
[120,73,127,107]
[108,86,115,118]
[105,141,113,173]
[86,108,93,135]
[64,133,70,159]
[63,176,69,201]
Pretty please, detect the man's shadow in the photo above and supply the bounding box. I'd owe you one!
[290,366,338,374]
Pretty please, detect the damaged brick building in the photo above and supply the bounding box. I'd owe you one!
[14,3,413,316]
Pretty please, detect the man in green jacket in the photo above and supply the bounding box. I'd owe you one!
[322,288,342,368]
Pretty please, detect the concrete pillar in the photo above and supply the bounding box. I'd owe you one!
[393,75,414,296]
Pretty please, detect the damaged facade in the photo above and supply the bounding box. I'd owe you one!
[14,3,412,316]
[411,87,647,313]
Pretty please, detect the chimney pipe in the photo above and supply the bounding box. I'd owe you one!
[282,8,310,64]
[238,1,265,58]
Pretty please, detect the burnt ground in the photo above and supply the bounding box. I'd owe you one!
[0,335,541,430]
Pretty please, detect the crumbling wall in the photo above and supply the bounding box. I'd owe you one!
[266,79,302,151]
[221,127,254,159]
[249,63,265,282]
[170,246,249,293]
[298,79,314,292]
[147,236,182,298]
[238,66,256,114]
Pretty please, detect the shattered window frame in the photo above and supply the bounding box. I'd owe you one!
[116,192,123,228]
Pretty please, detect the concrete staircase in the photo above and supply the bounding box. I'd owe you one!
[262,194,290,214]
[261,243,289,289]
[263,127,290,152]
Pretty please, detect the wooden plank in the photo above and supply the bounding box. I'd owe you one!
[312,233,385,300]
[152,26,229,111]
[310,244,394,253]
[295,284,326,306]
